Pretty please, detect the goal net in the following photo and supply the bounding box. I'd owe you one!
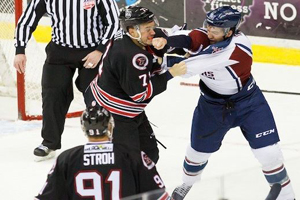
[0,0,84,120]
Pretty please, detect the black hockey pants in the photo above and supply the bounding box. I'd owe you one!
[111,112,160,164]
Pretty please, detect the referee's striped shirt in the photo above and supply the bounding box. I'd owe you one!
[14,0,120,54]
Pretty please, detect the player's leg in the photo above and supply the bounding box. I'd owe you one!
[172,98,230,200]
[172,145,212,200]
[252,144,295,200]
[138,112,159,164]
[240,90,295,200]
[112,115,142,162]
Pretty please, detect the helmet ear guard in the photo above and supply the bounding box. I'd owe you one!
[80,106,114,138]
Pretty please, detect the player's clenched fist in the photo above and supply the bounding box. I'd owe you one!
[169,61,187,77]
[152,38,167,50]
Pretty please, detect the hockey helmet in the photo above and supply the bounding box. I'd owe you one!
[119,6,159,32]
[205,6,241,29]
[81,106,113,137]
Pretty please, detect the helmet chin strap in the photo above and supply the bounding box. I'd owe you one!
[107,130,113,140]
[126,25,148,46]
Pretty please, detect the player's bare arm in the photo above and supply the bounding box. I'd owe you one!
[13,54,27,74]
[82,50,103,69]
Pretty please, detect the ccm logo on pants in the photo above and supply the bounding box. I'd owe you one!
[256,129,275,138]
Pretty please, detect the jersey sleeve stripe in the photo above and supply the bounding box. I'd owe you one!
[225,66,242,91]
[236,43,253,57]
[95,84,147,107]
[130,82,153,102]
[90,81,148,118]
[90,84,139,118]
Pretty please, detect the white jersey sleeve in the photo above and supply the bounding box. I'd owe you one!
[182,45,239,78]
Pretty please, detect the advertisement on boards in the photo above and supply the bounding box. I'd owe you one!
[116,0,300,40]
[115,0,185,28]
[186,0,300,40]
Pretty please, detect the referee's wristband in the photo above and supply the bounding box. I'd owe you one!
[16,47,25,55]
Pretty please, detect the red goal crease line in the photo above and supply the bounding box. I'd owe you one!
[179,82,300,96]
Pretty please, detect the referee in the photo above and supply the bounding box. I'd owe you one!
[13,0,120,161]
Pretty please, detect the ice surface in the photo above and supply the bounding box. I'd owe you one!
[0,63,299,200]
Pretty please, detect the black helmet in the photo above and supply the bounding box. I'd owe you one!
[119,6,158,32]
[80,106,112,137]
[205,6,241,29]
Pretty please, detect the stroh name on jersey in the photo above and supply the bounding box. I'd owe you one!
[83,152,115,166]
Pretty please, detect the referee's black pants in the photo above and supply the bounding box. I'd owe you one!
[41,42,98,150]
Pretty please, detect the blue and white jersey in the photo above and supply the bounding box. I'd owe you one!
[167,29,253,95]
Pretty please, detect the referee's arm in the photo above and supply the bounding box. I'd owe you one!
[14,0,47,55]
[96,0,120,53]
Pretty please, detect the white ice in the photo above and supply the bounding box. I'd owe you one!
[0,62,299,200]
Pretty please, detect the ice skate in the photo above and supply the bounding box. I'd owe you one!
[171,183,192,200]
[34,144,56,162]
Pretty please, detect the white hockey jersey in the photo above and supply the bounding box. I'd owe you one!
[168,29,253,95]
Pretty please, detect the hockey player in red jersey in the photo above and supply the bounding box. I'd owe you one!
[84,6,186,164]
[153,6,295,200]
[35,106,170,200]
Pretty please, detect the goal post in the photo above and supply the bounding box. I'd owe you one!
[14,0,26,120]
[0,0,84,120]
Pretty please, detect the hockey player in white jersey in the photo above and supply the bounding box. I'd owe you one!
[153,6,295,200]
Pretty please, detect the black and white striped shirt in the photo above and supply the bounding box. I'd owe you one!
[15,0,119,54]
